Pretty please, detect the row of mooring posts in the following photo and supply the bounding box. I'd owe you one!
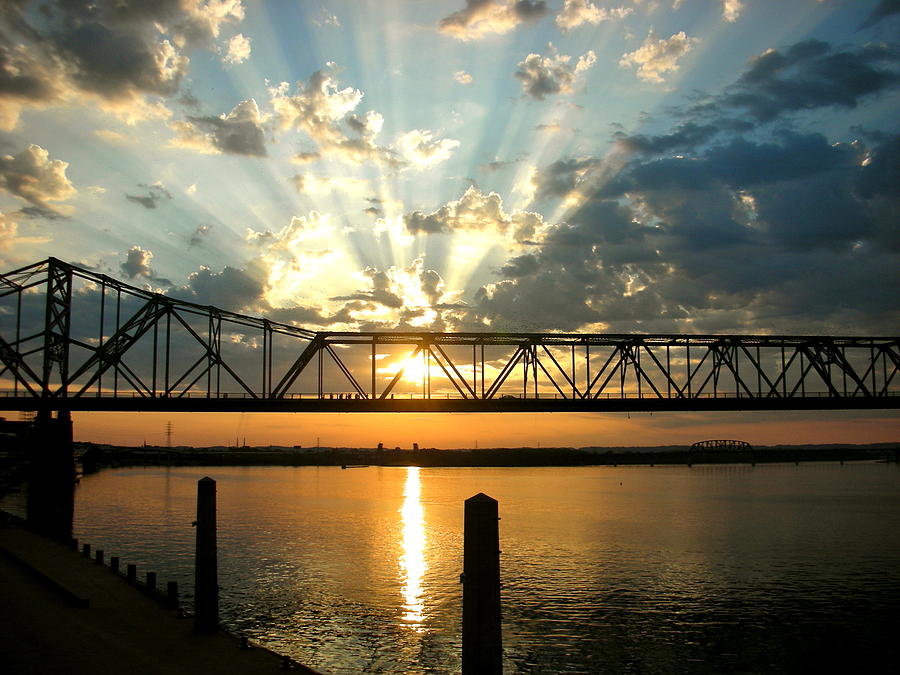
[191,479,503,673]
[70,537,181,610]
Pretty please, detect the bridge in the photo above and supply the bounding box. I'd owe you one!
[1,258,898,414]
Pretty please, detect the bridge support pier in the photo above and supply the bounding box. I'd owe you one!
[26,409,75,541]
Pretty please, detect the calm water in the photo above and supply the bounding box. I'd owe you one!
[64,463,900,673]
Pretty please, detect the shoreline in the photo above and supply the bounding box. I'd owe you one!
[74,441,900,471]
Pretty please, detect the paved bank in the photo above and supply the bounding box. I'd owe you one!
[0,519,319,674]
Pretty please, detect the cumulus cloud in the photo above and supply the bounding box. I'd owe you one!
[555,0,632,32]
[0,145,76,209]
[270,67,398,166]
[403,186,545,243]
[125,182,172,209]
[439,0,548,40]
[454,70,474,85]
[170,98,268,156]
[223,33,251,64]
[396,129,461,168]
[469,127,900,335]
[515,45,596,99]
[619,31,698,83]
[0,0,247,129]
[0,212,18,251]
[330,259,452,328]
[722,0,744,22]
[120,246,154,279]
[182,264,266,311]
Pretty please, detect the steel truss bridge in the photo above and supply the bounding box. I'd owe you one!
[0,258,897,414]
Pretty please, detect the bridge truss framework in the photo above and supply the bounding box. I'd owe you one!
[1,258,897,413]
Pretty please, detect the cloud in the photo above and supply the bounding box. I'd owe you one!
[859,0,900,28]
[439,1,548,41]
[515,45,596,99]
[619,31,698,83]
[722,0,744,22]
[329,259,452,328]
[395,129,461,168]
[120,246,154,279]
[555,1,632,32]
[0,144,76,209]
[471,126,900,335]
[403,186,545,243]
[454,70,474,85]
[170,98,268,156]
[125,182,172,209]
[270,67,398,166]
[716,40,900,123]
[189,224,211,246]
[223,33,251,64]
[0,212,18,251]
[0,0,247,129]
[182,264,266,311]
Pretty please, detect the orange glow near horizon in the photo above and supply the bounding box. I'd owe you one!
[42,410,900,449]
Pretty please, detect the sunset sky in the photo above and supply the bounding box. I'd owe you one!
[1,1,898,447]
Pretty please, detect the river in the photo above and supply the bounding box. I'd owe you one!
[62,462,900,673]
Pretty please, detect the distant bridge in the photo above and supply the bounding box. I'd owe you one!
[1,258,898,414]
[691,440,753,451]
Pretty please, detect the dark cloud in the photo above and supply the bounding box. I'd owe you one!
[188,224,211,247]
[125,182,172,209]
[179,99,267,156]
[718,40,900,123]
[617,40,900,157]
[15,204,68,220]
[466,128,900,334]
[182,264,266,312]
[331,268,404,308]
[0,0,245,128]
[859,0,900,29]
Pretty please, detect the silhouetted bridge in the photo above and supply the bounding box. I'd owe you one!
[1,259,898,414]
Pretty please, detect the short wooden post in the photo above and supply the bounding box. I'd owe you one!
[127,563,137,583]
[110,556,120,573]
[95,549,104,565]
[194,476,218,634]
[70,537,78,551]
[81,543,91,558]
[462,493,502,675]
[146,571,157,592]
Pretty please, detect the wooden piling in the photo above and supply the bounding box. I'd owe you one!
[95,549,104,565]
[127,563,136,583]
[81,543,90,558]
[167,581,179,608]
[462,492,502,675]
[146,571,157,592]
[110,556,120,573]
[194,476,218,634]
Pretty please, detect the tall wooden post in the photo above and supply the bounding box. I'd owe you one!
[194,476,218,634]
[462,493,502,675]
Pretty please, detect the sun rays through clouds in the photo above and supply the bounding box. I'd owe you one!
[1,0,898,339]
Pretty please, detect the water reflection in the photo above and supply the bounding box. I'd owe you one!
[399,466,426,630]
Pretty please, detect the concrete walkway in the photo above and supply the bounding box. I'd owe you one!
[0,520,319,674]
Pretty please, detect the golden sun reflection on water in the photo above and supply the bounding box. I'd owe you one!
[400,466,427,630]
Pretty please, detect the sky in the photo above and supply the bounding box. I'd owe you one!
[1,0,898,448]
